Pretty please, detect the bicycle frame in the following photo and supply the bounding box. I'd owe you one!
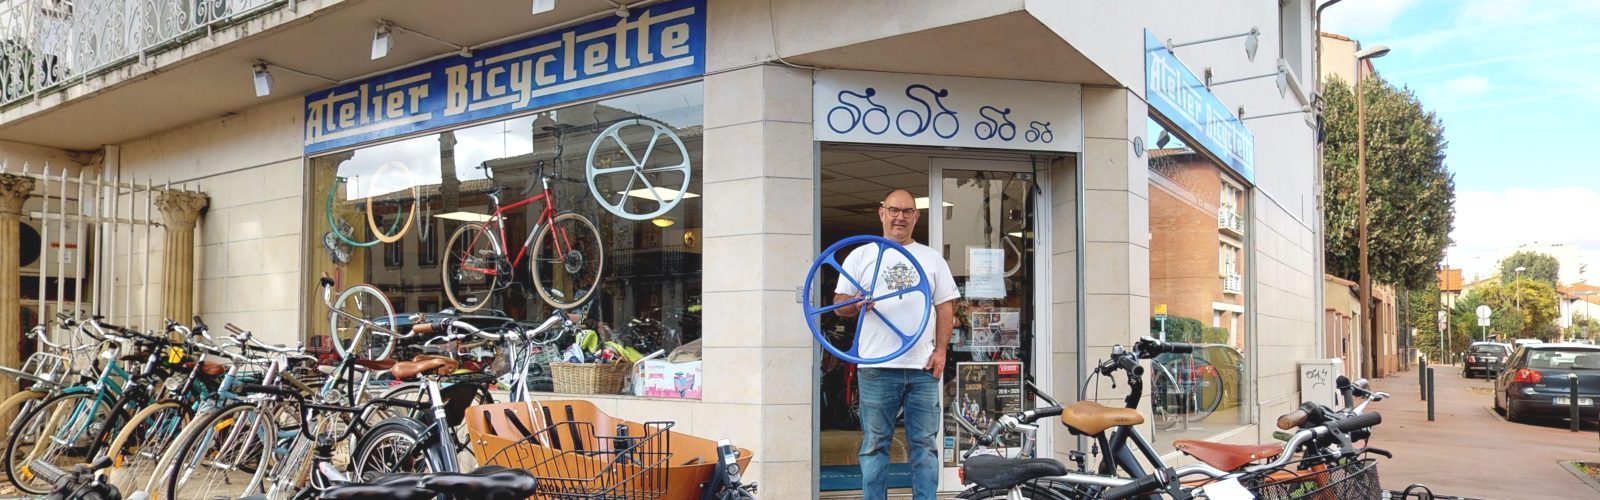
[459,177,579,276]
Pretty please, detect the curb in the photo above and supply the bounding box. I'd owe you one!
[1559,461,1600,496]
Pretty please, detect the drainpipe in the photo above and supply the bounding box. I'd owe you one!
[1312,0,1343,358]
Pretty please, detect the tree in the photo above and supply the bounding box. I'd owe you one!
[1498,251,1560,285]
[1321,77,1455,290]
[1571,313,1600,341]
[1451,279,1561,342]
[1407,281,1445,361]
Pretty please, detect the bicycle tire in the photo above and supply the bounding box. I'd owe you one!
[329,284,399,361]
[531,212,605,309]
[442,222,501,313]
[351,417,439,482]
[364,161,420,244]
[3,391,112,494]
[103,401,188,493]
[165,402,276,500]
[326,176,402,249]
[1187,357,1224,421]
[0,389,48,436]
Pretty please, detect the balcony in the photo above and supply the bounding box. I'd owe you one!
[1223,273,1242,295]
[1217,208,1244,237]
[0,0,284,106]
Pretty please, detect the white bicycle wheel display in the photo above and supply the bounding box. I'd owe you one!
[585,118,693,221]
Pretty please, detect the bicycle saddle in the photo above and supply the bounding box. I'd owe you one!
[961,454,1068,490]
[390,355,458,380]
[181,360,229,377]
[351,358,397,371]
[1061,401,1144,435]
[1172,440,1284,471]
[418,466,540,500]
[317,477,435,500]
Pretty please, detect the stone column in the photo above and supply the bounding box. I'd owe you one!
[156,191,209,324]
[0,173,36,400]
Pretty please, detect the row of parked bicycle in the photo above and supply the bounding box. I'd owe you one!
[0,276,752,500]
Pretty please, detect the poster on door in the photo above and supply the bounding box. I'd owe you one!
[966,247,1006,299]
[947,361,1025,465]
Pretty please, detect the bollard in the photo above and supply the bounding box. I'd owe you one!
[1419,357,1428,401]
[1427,368,1436,422]
[1571,374,1581,433]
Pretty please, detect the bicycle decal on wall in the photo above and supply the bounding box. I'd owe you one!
[817,75,1071,151]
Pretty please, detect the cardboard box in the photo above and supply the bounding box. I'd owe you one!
[633,359,703,399]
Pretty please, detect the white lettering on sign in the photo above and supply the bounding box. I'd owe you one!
[813,70,1082,153]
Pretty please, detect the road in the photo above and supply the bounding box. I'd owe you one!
[1371,363,1600,499]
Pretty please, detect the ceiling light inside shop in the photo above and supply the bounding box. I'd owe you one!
[434,211,496,223]
[651,217,676,228]
[619,188,701,201]
[913,197,954,209]
[1008,232,1023,238]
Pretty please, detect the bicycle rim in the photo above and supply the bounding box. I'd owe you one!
[443,222,499,313]
[531,212,604,309]
[107,403,187,492]
[351,419,434,481]
[168,403,274,500]
[325,177,386,248]
[364,161,419,244]
[329,284,398,361]
[4,392,110,494]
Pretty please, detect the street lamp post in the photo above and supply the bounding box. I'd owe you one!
[1515,265,1526,337]
[1355,44,1390,378]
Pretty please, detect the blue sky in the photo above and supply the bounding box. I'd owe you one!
[1323,0,1600,283]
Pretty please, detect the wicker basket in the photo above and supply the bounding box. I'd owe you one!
[551,361,631,394]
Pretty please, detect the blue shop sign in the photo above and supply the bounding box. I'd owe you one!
[303,0,705,154]
[1144,30,1254,182]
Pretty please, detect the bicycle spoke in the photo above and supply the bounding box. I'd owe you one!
[639,127,662,166]
[642,160,691,174]
[873,286,925,302]
[871,307,918,341]
[814,296,866,315]
[824,254,870,296]
[634,169,665,204]
[592,164,638,175]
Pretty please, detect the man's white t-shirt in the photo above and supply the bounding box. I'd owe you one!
[833,241,960,369]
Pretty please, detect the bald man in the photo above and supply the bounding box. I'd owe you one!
[832,189,959,500]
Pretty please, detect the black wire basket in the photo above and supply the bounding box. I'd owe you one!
[1247,458,1381,500]
[482,419,673,499]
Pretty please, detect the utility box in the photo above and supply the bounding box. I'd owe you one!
[1299,359,1344,408]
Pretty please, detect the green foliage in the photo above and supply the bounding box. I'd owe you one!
[1498,251,1560,285]
[1408,282,1448,361]
[1150,316,1235,345]
[1451,279,1562,341]
[1320,77,1455,289]
[1200,327,1231,345]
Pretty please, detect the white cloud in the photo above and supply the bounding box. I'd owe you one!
[1442,75,1489,97]
[1321,0,1420,37]
[1447,187,1600,283]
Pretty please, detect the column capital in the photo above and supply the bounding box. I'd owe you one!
[0,173,35,215]
[156,190,210,229]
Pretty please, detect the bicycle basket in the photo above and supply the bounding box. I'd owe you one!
[0,351,73,390]
[467,401,752,500]
[1247,458,1380,500]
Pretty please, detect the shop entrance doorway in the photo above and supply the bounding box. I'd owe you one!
[816,147,1046,494]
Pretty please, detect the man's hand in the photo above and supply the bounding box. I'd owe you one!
[833,292,874,317]
[924,348,946,376]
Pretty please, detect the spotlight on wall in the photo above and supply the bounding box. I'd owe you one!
[1166,26,1262,62]
[1205,61,1291,99]
[252,60,273,97]
[372,22,394,60]
[1156,130,1172,149]
[532,0,557,14]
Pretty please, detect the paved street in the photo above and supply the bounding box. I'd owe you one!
[1371,364,1600,499]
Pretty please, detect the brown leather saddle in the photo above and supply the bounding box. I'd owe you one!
[389,355,459,381]
[1061,401,1145,435]
[1172,440,1285,471]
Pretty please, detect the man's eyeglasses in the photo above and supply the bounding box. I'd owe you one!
[881,205,919,217]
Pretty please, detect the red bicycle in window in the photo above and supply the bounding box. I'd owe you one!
[442,164,604,312]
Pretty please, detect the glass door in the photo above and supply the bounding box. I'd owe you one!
[930,158,1041,489]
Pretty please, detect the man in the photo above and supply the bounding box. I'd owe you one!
[833,189,959,500]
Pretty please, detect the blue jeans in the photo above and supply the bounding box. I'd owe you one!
[858,367,940,500]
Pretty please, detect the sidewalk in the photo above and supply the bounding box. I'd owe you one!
[1370,364,1600,499]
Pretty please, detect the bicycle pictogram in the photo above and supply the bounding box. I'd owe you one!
[826,88,891,135]
[974,106,1016,141]
[897,84,959,139]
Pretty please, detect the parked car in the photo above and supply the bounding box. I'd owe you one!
[1494,343,1600,423]
[1463,342,1512,378]
[1513,338,1543,349]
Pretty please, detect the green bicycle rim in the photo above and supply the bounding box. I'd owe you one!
[326,176,401,248]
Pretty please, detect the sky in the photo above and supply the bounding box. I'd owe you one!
[1322,0,1600,284]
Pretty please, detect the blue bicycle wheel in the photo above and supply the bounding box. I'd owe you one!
[802,235,934,365]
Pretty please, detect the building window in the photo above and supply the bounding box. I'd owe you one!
[1146,116,1250,447]
[305,81,705,398]
[1280,0,1307,83]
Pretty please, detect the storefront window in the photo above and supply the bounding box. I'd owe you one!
[1145,117,1250,448]
[305,82,704,395]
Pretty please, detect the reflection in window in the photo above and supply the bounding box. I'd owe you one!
[305,82,705,396]
[1146,116,1249,448]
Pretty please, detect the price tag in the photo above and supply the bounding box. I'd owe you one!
[167,346,186,364]
[1196,478,1254,500]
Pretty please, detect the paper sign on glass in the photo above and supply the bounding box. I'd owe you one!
[966,247,1006,299]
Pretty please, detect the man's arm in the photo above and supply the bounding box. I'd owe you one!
[833,293,863,317]
[925,300,954,374]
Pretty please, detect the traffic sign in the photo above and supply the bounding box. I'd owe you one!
[1477,304,1492,327]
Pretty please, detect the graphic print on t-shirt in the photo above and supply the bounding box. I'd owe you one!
[884,262,918,293]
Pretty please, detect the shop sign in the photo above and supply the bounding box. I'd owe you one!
[1144,30,1255,182]
[812,70,1083,153]
[302,0,706,154]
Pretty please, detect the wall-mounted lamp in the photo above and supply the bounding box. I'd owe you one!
[1238,105,1312,121]
[250,59,337,97]
[532,0,557,15]
[1166,27,1261,62]
[371,19,472,60]
[1205,61,1290,98]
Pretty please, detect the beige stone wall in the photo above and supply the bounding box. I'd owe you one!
[115,98,305,343]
